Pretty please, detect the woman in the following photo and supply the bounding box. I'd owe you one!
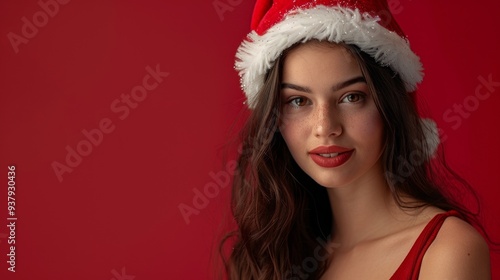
[221,0,491,279]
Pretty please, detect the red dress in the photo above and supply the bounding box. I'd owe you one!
[390,210,460,279]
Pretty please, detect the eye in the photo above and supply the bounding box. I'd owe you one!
[340,93,365,103]
[287,96,309,108]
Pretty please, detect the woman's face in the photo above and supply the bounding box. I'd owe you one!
[279,42,385,189]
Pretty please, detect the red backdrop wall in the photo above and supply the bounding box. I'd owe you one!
[0,0,498,279]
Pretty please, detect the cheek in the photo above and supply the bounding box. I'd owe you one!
[348,107,384,144]
[279,118,309,149]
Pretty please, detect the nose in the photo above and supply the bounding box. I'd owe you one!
[314,103,342,138]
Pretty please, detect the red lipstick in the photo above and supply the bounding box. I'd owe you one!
[309,145,354,168]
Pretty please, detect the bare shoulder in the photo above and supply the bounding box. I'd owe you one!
[419,216,491,279]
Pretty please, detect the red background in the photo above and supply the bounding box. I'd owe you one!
[0,0,499,279]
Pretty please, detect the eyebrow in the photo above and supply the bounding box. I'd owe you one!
[281,76,366,93]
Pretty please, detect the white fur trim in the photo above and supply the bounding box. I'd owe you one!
[420,118,440,157]
[235,6,424,108]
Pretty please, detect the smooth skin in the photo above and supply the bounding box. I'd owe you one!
[279,41,490,279]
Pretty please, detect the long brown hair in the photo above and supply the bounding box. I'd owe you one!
[219,42,485,280]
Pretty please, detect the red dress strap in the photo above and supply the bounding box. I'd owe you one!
[390,210,462,280]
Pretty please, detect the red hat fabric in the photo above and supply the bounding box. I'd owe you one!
[252,0,405,37]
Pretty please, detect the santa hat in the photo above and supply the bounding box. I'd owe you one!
[235,0,439,156]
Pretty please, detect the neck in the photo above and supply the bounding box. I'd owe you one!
[327,164,399,249]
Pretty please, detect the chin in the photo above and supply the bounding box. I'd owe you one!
[305,170,354,189]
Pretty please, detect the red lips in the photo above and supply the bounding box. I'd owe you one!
[309,145,354,168]
[309,145,352,154]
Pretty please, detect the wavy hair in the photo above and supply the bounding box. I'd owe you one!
[219,42,486,280]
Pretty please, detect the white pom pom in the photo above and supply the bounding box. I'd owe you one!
[420,118,440,158]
